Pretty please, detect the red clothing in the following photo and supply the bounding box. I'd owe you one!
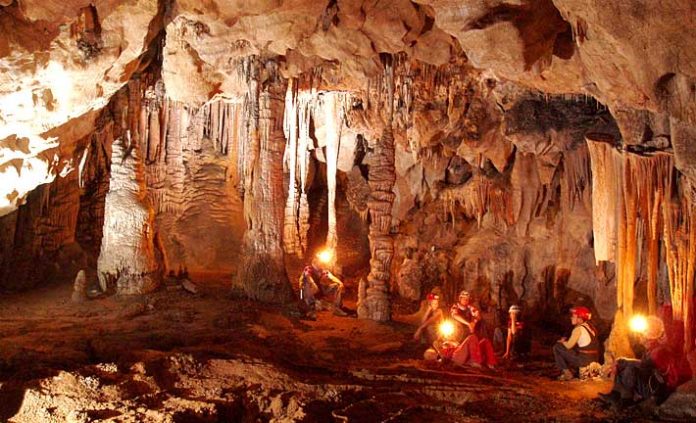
[646,342,687,390]
[451,334,497,367]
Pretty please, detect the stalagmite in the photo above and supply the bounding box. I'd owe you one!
[97,130,160,294]
[358,58,396,322]
[233,58,292,303]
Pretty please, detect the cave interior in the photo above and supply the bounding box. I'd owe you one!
[1,0,696,421]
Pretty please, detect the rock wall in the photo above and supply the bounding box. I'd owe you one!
[0,1,694,344]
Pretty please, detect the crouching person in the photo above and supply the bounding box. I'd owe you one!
[299,256,347,317]
[599,316,686,409]
[553,306,599,380]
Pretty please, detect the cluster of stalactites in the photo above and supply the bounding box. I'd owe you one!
[440,146,591,232]
[587,135,695,354]
[441,173,514,228]
[281,78,352,258]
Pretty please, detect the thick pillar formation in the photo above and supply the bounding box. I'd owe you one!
[97,132,160,294]
[358,60,396,321]
[234,59,292,303]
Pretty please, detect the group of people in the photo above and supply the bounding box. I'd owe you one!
[298,254,691,410]
[414,289,530,368]
[552,305,691,409]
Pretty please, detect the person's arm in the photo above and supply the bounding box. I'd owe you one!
[325,271,342,284]
[450,307,468,325]
[503,328,513,359]
[560,326,582,349]
[414,309,437,339]
[510,314,517,335]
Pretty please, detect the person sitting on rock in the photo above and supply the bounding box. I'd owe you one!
[299,255,347,317]
[450,290,497,368]
[553,306,599,381]
[502,305,531,361]
[598,316,688,409]
[413,292,444,345]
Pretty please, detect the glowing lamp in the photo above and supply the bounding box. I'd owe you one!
[629,315,648,334]
[316,249,333,264]
[439,320,455,339]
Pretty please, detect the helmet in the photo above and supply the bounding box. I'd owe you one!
[426,293,440,301]
[508,305,521,314]
[458,290,470,298]
[570,306,591,321]
[645,316,665,340]
[423,348,439,361]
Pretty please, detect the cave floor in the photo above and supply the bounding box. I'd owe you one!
[0,279,665,422]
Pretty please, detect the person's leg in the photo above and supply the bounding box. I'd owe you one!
[493,327,504,352]
[321,281,345,309]
[452,335,476,366]
[480,338,497,366]
[302,278,318,308]
[615,360,640,399]
[553,344,586,370]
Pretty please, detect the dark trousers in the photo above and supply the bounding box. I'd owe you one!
[614,359,662,400]
[553,343,596,371]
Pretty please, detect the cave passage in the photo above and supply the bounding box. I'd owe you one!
[1,0,696,421]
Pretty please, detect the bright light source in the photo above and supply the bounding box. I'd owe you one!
[439,320,455,339]
[316,249,333,264]
[629,315,648,334]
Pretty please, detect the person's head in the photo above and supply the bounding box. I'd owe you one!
[508,305,521,317]
[458,290,471,306]
[570,306,591,325]
[643,316,665,345]
[427,293,440,309]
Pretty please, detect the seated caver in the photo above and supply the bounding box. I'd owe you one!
[553,306,599,381]
[598,316,690,409]
[299,256,347,317]
[502,305,531,361]
[449,290,497,368]
[413,293,444,345]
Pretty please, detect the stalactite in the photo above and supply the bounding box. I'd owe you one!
[587,132,696,355]
[587,136,619,263]
[321,91,350,253]
[283,79,300,256]
[358,57,396,321]
[281,79,316,257]
[561,147,591,212]
[663,176,696,353]
[440,174,514,228]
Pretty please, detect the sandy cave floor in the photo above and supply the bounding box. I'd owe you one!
[0,277,669,423]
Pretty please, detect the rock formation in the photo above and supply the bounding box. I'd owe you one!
[0,1,693,357]
[97,120,160,295]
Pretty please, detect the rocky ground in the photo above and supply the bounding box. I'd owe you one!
[0,277,691,423]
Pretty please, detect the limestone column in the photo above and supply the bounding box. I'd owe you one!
[358,60,396,321]
[97,131,160,294]
[234,59,292,303]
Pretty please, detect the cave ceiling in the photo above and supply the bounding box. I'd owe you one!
[1,0,695,216]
